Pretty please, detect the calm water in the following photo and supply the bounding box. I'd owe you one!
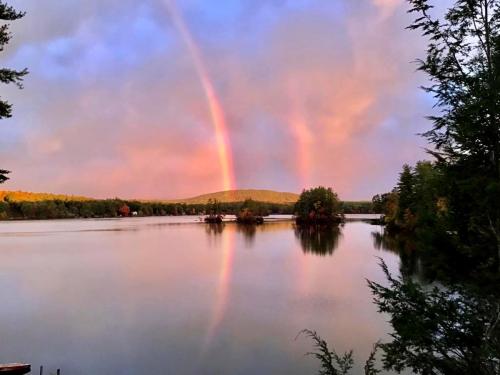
[0,216,400,374]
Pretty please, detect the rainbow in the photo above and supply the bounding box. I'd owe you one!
[290,115,312,190]
[202,228,236,353]
[288,86,313,189]
[165,0,236,191]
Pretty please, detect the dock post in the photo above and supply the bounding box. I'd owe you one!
[39,366,43,375]
[56,370,60,375]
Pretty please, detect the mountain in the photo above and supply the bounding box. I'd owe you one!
[169,189,300,204]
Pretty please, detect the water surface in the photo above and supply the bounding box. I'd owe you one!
[0,216,399,374]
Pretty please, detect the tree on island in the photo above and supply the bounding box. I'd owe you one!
[236,199,265,224]
[204,198,223,223]
[0,1,28,183]
[294,187,341,225]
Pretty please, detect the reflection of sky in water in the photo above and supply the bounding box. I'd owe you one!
[0,217,401,374]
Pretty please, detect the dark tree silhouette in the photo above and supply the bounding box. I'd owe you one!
[408,0,500,269]
[368,261,500,375]
[0,1,28,119]
[0,169,9,184]
[1,1,28,184]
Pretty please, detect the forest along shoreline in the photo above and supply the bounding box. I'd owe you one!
[0,190,379,221]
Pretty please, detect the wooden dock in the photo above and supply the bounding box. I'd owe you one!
[0,364,31,374]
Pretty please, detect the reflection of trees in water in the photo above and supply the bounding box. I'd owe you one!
[205,222,293,246]
[371,228,418,254]
[306,262,500,374]
[236,224,257,246]
[370,224,500,364]
[371,228,487,286]
[371,228,426,281]
[375,228,499,289]
[367,262,500,375]
[295,225,343,256]
[205,223,225,236]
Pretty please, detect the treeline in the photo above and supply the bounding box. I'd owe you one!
[374,157,499,285]
[341,201,377,214]
[369,0,500,285]
[372,161,444,232]
[0,197,376,220]
[0,199,296,220]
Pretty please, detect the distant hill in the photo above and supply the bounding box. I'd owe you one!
[0,190,91,202]
[169,189,300,204]
[0,189,374,210]
[0,189,299,205]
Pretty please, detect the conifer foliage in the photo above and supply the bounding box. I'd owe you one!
[0,1,28,183]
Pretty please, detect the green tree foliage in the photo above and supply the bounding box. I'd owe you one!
[205,198,221,216]
[0,1,28,119]
[412,161,443,223]
[408,0,500,269]
[236,199,265,224]
[372,191,399,221]
[300,330,354,375]
[239,198,268,216]
[382,162,446,231]
[408,0,500,169]
[295,187,341,225]
[308,261,499,375]
[368,261,500,375]
[301,330,380,375]
[340,201,375,214]
[0,197,295,220]
[371,195,385,214]
[396,164,415,222]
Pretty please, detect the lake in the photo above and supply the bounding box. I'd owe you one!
[0,216,401,374]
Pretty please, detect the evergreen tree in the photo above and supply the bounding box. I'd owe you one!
[396,164,414,223]
[0,168,9,184]
[0,1,28,184]
[408,0,500,268]
[0,1,28,119]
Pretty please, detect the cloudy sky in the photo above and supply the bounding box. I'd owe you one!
[1,0,439,200]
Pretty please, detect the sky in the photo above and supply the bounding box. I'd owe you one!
[0,0,439,200]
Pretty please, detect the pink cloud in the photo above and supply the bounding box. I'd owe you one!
[1,1,433,200]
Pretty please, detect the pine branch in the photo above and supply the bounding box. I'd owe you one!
[0,68,28,88]
[0,169,10,183]
[0,1,25,21]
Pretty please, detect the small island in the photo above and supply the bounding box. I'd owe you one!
[236,199,265,224]
[204,198,224,223]
[294,187,343,226]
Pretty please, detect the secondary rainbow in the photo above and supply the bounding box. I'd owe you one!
[288,82,313,189]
